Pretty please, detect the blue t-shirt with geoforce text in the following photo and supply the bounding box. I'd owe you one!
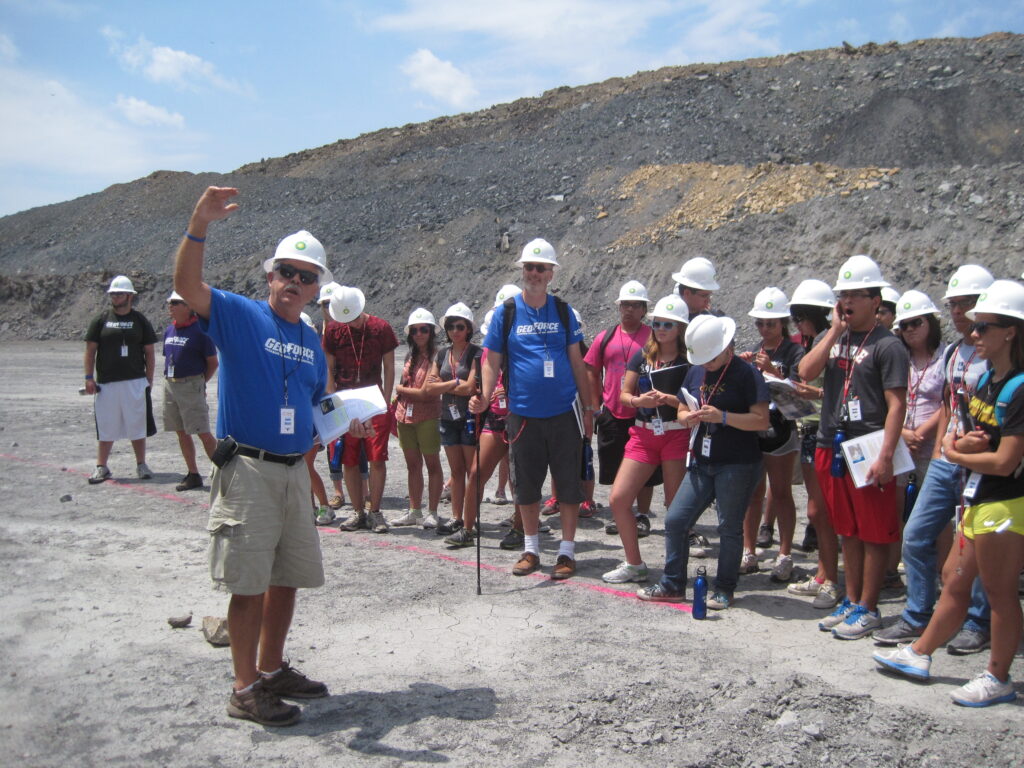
[200,288,327,454]
[483,294,584,418]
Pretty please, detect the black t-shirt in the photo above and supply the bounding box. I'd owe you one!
[746,337,805,381]
[968,369,1024,504]
[680,357,771,465]
[627,350,689,421]
[84,308,157,384]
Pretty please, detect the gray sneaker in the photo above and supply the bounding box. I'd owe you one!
[88,465,112,484]
[873,617,925,646]
[947,626,991,655]
[367,509,389,534]
[136,462,153,480]
[339,509,367,531]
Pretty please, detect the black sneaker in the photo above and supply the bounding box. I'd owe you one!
[873,617,924,646]
[605,521,618,535]
[437,518,463,536]
[445,526,476,548]
[756,523,774,549]
[175,472,204,492]
[260,662,328,699]
[799,524,818,552]
[947,626,991,655]
[499,528,524,550]
[227,680,301,726]
[636,514,651,538]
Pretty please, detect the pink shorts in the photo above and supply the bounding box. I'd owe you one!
[622,424,690,466]
[814,446,899,544]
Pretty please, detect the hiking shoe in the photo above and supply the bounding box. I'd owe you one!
[756,523,773,549]
[883,570,905,593]
[787,575,823,597]
[327,494,345,510]
[136,462,153,480]
[445,526,476,548]
[950,671,1017,707]
[739,551,759,574]
[499,514,515,527]
[770,554,794,583]
[226,681,301,726]
[367,510,389,533]
[88,465,112,484]
[339,509,367,531]
[831,605,881,640]
[636,514,652,538]
[540,497,559,515]
[873,617,925,646]
[605,521,618,535]
[437,517,463,535]
[819,598,855,631]
[499,528,524,550]
[493,489,509,505]
[707,590,733,610]
[175,472,203,492]
[947,626,991,655]
[602,562,650,584]
[390,508,423,527]
[579,500,596,518]
[812,581,841,609]
[314,507,335,526]
[873,644,931,681]
[512,552,540,576]
[551,555,576,580]
[799,524,818,552]
[440,485,452,502]
[637,583,685,603]
[261,662,328,699]
[688,532,709,557]
[421,512,440,529]
[538,520,551,533]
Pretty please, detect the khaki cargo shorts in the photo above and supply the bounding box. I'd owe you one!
[207,454,324,595]
[163,375,211,434]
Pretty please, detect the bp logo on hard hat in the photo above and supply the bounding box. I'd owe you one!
[951,278,960,287]
[342,308,351,315]
[533,247,542,255]
[629,287,636,293]
[295,241,307,251]
[667,303,675,310]
[843,271,852,279]
[766,301,774,309]
[979,293,988,301]
[903,302,912,309]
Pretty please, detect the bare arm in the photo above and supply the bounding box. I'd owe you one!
[144,344,155,386]
[204,355,218,383]
[84,342,99,394]
[174,186,239,319]
[381,349,395,402]
[684,400,770,431]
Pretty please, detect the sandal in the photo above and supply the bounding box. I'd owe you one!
[328,495,345,510]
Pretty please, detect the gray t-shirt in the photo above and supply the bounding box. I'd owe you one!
[436,343,481,421]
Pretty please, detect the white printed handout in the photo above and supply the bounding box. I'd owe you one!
[679,387,701,452]
[313,385,387,443]
[839,430,914,488]
[761,373,817,419]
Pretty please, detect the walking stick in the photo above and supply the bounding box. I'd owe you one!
[474,355,483,596]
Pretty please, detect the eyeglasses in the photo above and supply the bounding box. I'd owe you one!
[620,301,646,310]
[790,313,807,324]
[651,320,677,330]
[410,325,432,335]
[682,288,712,300]
[898,317,925,331]
[445,322,468,332]
[274,262,319,285]
[754,319,780,328]
[946,297,978,311]
[522,263,550,273]
[971,320,1011,335]
[837,291,872,300]
[168,299,186,307]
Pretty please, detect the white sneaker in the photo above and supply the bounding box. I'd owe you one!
[136,462,153,480]
[602,562,649,584]
[873,644,931,680]
[831,604,881,640]
[770,554,794,583]
[422,513,440,529]
[812,580,841,609]
[739,551,759,574]
[950,671,1017,707]
[87,465,112,484]
[390,508,423,526]
[819,598,855,631]
[314,507,335,526]
[787,574,822,597]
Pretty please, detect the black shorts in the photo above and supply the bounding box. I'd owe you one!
[595,409,662,487]
[507,410,584,506]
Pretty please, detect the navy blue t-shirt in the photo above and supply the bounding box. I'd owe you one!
[163,320,216,378]
[680,357,770,465]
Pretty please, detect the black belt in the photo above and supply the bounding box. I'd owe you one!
[236,445,303,466]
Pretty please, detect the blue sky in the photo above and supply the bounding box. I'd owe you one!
[1,0,1021,217]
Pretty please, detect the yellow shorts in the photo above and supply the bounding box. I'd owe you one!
[961,496,1024,540]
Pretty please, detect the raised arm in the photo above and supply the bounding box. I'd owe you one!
[174,186,239,319]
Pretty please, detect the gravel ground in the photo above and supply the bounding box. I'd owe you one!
[1,341,1022,767]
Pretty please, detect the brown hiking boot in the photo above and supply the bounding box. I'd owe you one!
[260,662,328,699]
[551,555,576,580]
[512,552,540,576]
[226,681,301,726]
[339,509,367,531]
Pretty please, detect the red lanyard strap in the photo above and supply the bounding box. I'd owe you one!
[839,323,878,404]
[700,356,733,408]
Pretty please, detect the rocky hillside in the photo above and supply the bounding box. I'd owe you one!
[1,33,1023,343]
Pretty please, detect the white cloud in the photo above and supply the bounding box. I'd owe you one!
[400,49,478,108]
[114,95,185,129]
[0,32,17,63]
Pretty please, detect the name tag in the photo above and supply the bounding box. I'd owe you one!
[449,404,460,420]
[701,435,712,457]
[652,417,665,436]
[280,407,295,435]
[962,471,982,500]
[121,344,129,357]
[167,364,175,378]
[497,395,507,409]
[543,360,555,378]
[847,398,862,422]
[406,403,413,419]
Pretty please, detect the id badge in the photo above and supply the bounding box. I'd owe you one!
[448,404,460,420]
[701,435,712,457]
[543,360,555,378]
[620,375,626,389]
[167,364,174,378]
[847,398,862,422]
[497,395,507,409]
[962,471,982,500]
[120,344,129,358]
[280,407,295,435]
[652,416,665,436]
[406,403,414,419]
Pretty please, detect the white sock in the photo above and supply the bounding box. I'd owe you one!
[524,534,540,555]
[558,540,576,559]
[235,680,258,693]
[260,666,283,678]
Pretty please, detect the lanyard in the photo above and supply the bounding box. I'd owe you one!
[272,318,304,406]
[345,322,367,384]
[618,324,644,368]
[906,352,937,424]
[699,356,733,408]
[448,343,469,382]
[839,323,878,405]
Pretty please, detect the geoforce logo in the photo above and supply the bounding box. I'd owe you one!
[516,322,562,334]
[264,338,316,364]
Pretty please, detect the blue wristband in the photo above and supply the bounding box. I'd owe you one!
[184,231,206,243]
[722,411,727,426]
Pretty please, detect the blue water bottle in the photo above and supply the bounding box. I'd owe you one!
[692,566,708,620]
[830,428,846,478]
[903,473,918,523]
[465,416,475,438]
[582,442,595,482]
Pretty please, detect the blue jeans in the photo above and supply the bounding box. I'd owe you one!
[902,458,990,631]
[660,459,763,596]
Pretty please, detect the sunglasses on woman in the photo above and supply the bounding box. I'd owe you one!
[971,320,1011,335]
[445,323,468,332]
[274,262,319,285]
[898,317,925,331]
[651,320,677,330]
[410,325,432,335]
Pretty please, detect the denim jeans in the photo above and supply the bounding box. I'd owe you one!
[660,459,763,596]
[902,458,990,631]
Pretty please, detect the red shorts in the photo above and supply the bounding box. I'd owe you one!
[814,446,899,544]
[341,412,390,465]
[622,424,690,466]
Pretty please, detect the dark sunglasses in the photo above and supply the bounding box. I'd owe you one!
[898,317,925,331]
[971,320,1011,335]
[754,319,780,327]
[410,325,432,335]
[651,320,677,330]
[168,299,186,307]
[445,322,468,332]
[274,262,319,285]
[522,263,550,273]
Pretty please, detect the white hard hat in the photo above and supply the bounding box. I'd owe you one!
[480,308,495,337]
[517,238,559,266]
[299,312,316,330]
[832,254,889,291]
[404,307,440,334]
[262,230,333,285]
[167,290,184,303]
[571,306,584,332]
[616,280,649,304]
[944,264,994,299]
[318,281,342,303]
[894,290,940,324]
[790,279,835,309]
[685,314,736,366]
[328,285,365,322]
[881,286,901,306]
[671,257,720,291]
[748,287,790,319]
[108,275,136,294]
[493,283,523,307]
[966,280,1024,323]
[442,302,474,326]
[649,295,690,325]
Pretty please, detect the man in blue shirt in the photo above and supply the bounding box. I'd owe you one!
[471,238,593,580]
[175,186,362,727]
